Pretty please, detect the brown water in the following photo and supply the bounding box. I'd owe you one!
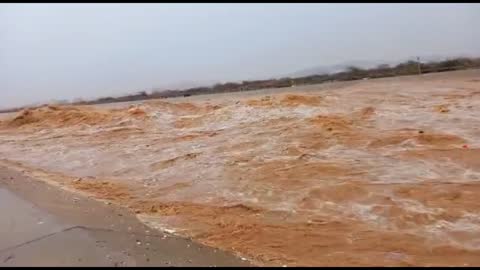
[1,70,480,266]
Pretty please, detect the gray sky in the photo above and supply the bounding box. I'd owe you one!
[1,4,479,108]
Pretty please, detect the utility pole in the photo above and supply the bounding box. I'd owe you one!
[417,56,422,75]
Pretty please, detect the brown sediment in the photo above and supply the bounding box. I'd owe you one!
[279,94,322,107]
[308,114,353,132]
[393,182,480,221]
[302,113,372,148]
[144,182,193,198]
[245,96,275,107]
[93,126,147,141]
[3,105,151,129]
[174,115,206,129]
[300,182,369,204]
[245,94,322,107]
[133,200,261,216]
[203,222,480,266]
[126,105,148,117]
[149,153,201,171]
[146,100,198,111]
[226,159,361,191]
[415,133,466,147]
[172,105,228,129]
[434,104,450,113]
[356,106,376,119]
[146,100,221,115]
[216,140,263,154]
[368,130,466,148]
[42,172,480,266]
[7,106,117,128]
[433,90,480,101]
[2,70,480,266]
[171,131,219,142]
[71,179,135,202]
[140,205,480,266]
[402,148,480,169]
[263,116,297,127]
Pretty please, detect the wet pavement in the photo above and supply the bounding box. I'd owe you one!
[0,167,252,266]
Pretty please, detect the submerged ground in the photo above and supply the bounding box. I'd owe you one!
[1,69,480,266]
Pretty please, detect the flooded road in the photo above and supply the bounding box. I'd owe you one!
[1,69,480,266]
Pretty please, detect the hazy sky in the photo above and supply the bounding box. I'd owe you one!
[1,4,479,108]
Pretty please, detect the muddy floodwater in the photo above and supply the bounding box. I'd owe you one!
[1,70,480,266]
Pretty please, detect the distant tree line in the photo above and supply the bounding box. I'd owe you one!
[1,57,479,113]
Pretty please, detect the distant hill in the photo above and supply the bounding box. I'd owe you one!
[3,56,479,112]
[285,54,473,78]
[287,59,386,78]
[151,79,218,93]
